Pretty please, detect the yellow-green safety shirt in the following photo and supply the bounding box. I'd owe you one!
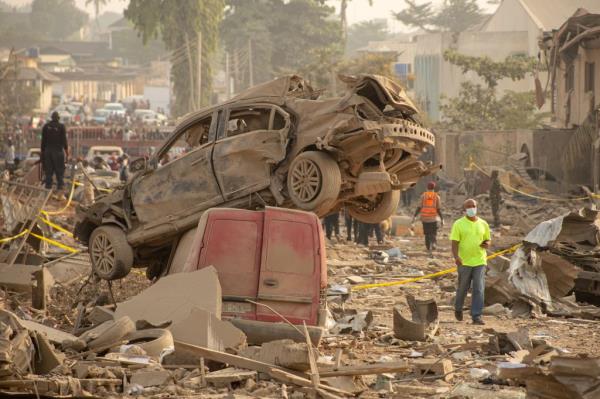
[450,216,491,266]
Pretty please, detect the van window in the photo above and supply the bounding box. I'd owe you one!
[264,220,315,275]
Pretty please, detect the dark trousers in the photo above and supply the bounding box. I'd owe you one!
[43,151,65,190]
[455,265,486,320]
[357,222,383,245]
[422,221,438,250]
[324,212,340,239]
[344,213,355,241]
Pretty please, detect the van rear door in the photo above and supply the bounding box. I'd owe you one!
[197,209,263,319]
[256,208,322,325]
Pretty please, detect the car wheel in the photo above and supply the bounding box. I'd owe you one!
[348,190,401,224]
[287,151,341,216]
[89,225,133,280]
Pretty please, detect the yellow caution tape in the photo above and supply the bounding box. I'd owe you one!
[351,243,521,291]
[28,231,78,253]
[468,162,594,202]
[37,215,73,237]
[42,179,77,216]
[73,181,112,193]
[0,230,28,243]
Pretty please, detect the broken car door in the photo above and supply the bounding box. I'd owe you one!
[130,112,223,225]
[212,104,291,201]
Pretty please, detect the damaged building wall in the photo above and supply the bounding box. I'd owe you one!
[437,130,533,180]
[553,37,600,128]
[437,128,589,186]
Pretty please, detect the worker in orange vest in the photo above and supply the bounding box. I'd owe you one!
[412,181,444,254]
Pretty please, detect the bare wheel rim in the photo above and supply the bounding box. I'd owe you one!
[91,232,115,275]
[290,158,322,202]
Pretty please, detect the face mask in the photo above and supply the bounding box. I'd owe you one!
[466,207,477,217]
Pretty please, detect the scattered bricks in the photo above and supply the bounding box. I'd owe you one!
[204,367,257,388]
[412,359,454,382]
[241,339,314,372]
[130,369,172,387]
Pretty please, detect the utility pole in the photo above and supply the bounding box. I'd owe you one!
[184,32,195,112]
[197,31,202,107]
[233,49,239,92]
[248,38,254,87]
[225,51,231,100]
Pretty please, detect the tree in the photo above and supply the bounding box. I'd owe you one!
[30,0,88,40]
[221,0,343,92]
[0,51,39,130]
[394,0,484,33]
[85,0,108,23]
[339,0,373,40]
[337,53,396,79]
[439,50,547,131]
[125,0,224,116]
[346,19,390,55]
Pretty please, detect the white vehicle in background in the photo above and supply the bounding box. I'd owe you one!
[85,146,124,163]
[133,109,167,125]
[104,103,126,118]
[24,148,41,168]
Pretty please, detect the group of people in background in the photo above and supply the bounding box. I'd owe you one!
[322,210,384,246]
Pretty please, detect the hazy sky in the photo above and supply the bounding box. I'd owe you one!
[4,0,499,32]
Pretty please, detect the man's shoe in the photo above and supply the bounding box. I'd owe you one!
[472,318,485,325]
[454,311,463,321]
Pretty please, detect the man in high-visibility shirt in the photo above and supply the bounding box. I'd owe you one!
[412,181,444,254]
[451,198,491,325]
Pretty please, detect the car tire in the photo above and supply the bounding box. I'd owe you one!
[348,190,401,224]
[287,151,341,215]
[89,225,133,280]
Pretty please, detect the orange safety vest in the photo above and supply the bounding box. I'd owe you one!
[420,191,438,219]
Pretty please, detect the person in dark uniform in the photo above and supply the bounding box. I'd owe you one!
[41,112,68,197]
[323,211,340,240]
[489,170,502,227]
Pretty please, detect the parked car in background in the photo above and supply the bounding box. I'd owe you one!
[85,146,124,163]
[133,109,167,125]
[92,109,110,125]
[24,148,41,168]
[104,103,126,118]
[75,74,437,281]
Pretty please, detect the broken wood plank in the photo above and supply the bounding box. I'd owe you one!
[304,321,320,393]
[319,361,411,377]
[268,368,345,399]
[174,341,352,397]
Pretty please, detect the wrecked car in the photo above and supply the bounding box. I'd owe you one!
[74,74,437,280]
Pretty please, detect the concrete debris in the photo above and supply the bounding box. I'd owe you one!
[329,310,373,334]
[114,266,222,325]
[241,339,317,371]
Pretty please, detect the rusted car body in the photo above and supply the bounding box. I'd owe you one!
[75,74,437,280]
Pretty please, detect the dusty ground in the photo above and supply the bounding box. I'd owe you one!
[27,196,600,397]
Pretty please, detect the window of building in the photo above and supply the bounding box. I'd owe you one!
[585,62,595,94]
[565,63,575,92]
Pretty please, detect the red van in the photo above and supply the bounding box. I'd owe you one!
[167,207,328,343]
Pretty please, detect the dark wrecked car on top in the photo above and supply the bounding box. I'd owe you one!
[74,74,438,280]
